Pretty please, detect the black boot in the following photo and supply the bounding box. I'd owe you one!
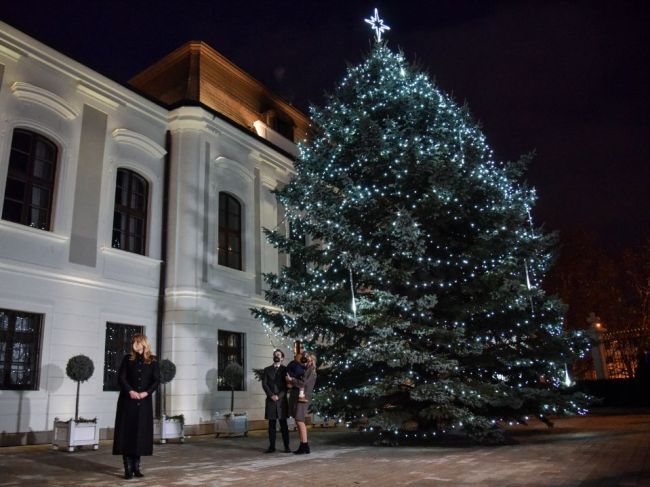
[303,442,310,454]
[122,456,133,480]
[293,442,309,455]
[133,456,143,478]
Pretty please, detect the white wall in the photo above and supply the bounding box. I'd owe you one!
[0,21,298,443]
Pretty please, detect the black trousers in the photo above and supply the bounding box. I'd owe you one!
[268,419,289,448]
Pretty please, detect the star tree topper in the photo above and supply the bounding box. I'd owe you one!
[365,8,391,42]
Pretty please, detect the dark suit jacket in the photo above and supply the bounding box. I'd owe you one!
[261,364,288,420]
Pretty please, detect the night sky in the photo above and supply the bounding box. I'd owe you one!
[2,1,648,247]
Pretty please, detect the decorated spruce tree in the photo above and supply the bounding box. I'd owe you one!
[253,12,589,442]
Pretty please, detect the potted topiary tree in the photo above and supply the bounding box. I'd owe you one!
[154,358,184,443]
[52,355,99,452]
[214,362,248,437]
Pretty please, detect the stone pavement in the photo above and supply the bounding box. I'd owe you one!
[2,411,650,487]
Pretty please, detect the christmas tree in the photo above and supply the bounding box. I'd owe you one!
[253,12,589,442]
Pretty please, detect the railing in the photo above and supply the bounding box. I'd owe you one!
[591,326,650,379]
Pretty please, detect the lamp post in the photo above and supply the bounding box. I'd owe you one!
[587,312,608,379]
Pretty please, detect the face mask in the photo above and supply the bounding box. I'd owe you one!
[273,356,281,363]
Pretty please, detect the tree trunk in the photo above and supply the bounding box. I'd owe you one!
[75,381,80,421]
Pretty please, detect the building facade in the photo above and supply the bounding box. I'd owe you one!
[0,21,308,445]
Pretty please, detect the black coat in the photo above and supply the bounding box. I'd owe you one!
[261,364,289,420]
[112,354,160,456]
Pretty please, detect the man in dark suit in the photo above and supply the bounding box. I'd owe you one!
[261,349,291,453]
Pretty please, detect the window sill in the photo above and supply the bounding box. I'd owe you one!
[100,246,162,266]
[0,219,68,243]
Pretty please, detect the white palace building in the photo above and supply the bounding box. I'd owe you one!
[0,21,310,445]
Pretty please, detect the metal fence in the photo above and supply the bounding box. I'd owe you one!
[597,327,650,379]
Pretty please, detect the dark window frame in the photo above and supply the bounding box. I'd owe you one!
[218,192,243,270]
[0,308,43,391]
[274,117,295,142]
[2,128,58,231]
[103,322,144,391]
[112,168,149,255]
[217,330,245,391]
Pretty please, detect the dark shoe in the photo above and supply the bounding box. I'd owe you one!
[283,446,292,453]
[133,457,143,478]
[304,442,310,454]
[122,456,133,480]
[293,442,307,454]
[263,447,276,453]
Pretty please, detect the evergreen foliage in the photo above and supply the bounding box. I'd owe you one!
[160,359,177,384]
[252,42,590,442]
[223,362,244,412]
[65,355,94,421]
[160,358,176,417]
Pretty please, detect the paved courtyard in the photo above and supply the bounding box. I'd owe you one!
[2,411,650,486]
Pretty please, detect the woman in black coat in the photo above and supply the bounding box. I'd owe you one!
[113,334,160,480]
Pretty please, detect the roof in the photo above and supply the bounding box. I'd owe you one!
[129,41,311,145]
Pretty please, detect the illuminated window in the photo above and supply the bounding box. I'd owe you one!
[0,309,42,390]
[103,322,143,391]
[217,330,245,391]
[218,192,242,270]
[112,169,148,255]
[2,129,57,230]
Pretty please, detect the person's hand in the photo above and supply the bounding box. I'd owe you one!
[271,394,279,401]
[139,391,148,399]
[128,390,139,400]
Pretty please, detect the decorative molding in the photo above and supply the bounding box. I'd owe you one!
[214,156,254,182]
[0,259,159,298]
[0,44,21,62]
[10,82,79,120]
[77,82,120,110]
[260,174,277,190]
[111,128,166,159]
[0,219,69,243]
[100,246,162,266]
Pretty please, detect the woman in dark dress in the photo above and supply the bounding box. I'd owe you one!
[113,334,160,479]
[287,351,317,454]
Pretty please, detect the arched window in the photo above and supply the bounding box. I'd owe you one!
[112,168,148,255]
[218,192,242,270]
[2,129,57,230]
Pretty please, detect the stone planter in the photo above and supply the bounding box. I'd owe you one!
[52,418,99,452]
[214,411,248,437]
[154,415,185,444]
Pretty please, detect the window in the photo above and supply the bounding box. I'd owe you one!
[217,330,245,391]
[0,309,42,390]
[103,322,143,391]
[2,129,57,230]
[218,192,242,270]
[112,168,148,255]
[274,117,294,142]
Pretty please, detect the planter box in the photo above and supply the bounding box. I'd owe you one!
[154,415,185,444]
[214,411,248,437]
[52,418,99,452]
